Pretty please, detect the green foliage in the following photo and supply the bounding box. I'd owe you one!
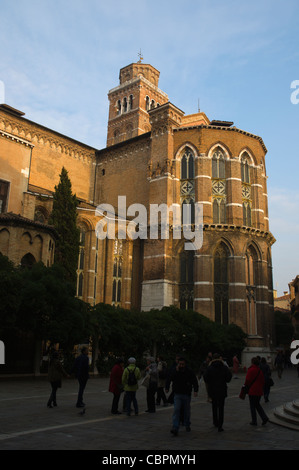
[49,167,80,287]
[91,304,247,373]
[0,254,90,351]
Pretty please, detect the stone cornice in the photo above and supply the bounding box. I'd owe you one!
[174,124,267,153]
[0,111,96,164]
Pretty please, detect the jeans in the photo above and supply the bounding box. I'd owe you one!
[126,391,138,415]
[172,393,191,429]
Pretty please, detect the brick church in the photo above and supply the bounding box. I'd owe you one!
[0,60,276,363]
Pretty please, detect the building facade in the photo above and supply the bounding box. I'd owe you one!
[0,61,276,363]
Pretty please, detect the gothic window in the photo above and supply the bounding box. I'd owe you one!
[129,94,133,110]
[123,97,127,113]
[21,253,36,268]
[213,243,229,324]
[112,239,123,306]
[241,153,252,226]
[151,99,155,109]
[0,180,9,214]
[245,246,258,335]
[116,100,121,115]
[241,154,250,183]
[76,227,86,298]
[179,250,194,310]
[212,148,226,224]
[180,148,195,225]
[145,96,150,111]
[243,201,252,227]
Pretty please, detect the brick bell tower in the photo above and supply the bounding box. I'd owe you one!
[106,56,169,147]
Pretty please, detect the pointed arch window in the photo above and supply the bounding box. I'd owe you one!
[245,246,258,335]
[180,148,195,225]
[179,250,194,310]
[213,243,229,324]
[112,239,123,306]
[241,153,252,226]
[212,147,226,224]
[76,227,86,298]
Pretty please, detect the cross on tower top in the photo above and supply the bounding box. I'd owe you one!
[138,49,143,63]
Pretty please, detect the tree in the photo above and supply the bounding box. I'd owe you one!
[49,167,80,287]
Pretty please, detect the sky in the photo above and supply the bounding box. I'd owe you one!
[0,0,298,296]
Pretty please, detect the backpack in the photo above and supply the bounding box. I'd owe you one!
[127,367,137,386]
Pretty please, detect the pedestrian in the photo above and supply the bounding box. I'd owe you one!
[244,357,269,426]
[122,357,141,416]
[156,355,168,406]
[71,346,90,408]
[198,355,212,402]
[167,354,180,404]
[203,353,232,432]
[145,356,158,413]
[233,354,240,378]
[165,357,198,436]
[274,351,284,379]
[260,357,272,403]
[47,351,70,408]
[109,357,124,414]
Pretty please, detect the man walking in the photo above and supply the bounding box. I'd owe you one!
[72,346,90,408]
[204,353,232,432]
[165,357,198,436]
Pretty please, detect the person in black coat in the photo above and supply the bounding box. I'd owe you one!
[204,353,232,432]
[71,346,90,408]
[165,357,198,435]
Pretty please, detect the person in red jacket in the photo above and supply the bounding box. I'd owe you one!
[244,357,269,426]
[109,358,124,414]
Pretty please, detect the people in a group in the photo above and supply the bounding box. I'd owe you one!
[156,356,168,406]
[145,356,158,413]
[165,357,198,436]
[71,346,90,408]
[47,350,70,408]
[122,357,141,416]
[244,357,269,426]
[203,353,232,432]
[109,357,124,414]
[260,357,272,403]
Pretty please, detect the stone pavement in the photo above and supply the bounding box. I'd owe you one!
[0,368,298,451]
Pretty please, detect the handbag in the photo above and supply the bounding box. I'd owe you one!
[140,374,150,388]
[269,377,274,387]
[239,369,260,400]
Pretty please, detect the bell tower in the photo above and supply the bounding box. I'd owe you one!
[106,59,168,147]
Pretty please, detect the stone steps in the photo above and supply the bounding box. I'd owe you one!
[269,400,299,430]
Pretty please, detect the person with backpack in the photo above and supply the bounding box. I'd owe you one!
[156,356,168,406]
[122,357,141,416]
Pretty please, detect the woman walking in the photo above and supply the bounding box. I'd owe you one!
[244,357,269,426]
[47,351,70,408]
[109,358,124,414]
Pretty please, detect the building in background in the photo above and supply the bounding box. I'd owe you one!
[0,60,276,365]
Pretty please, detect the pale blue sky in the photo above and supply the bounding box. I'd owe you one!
[0,0,298,295]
